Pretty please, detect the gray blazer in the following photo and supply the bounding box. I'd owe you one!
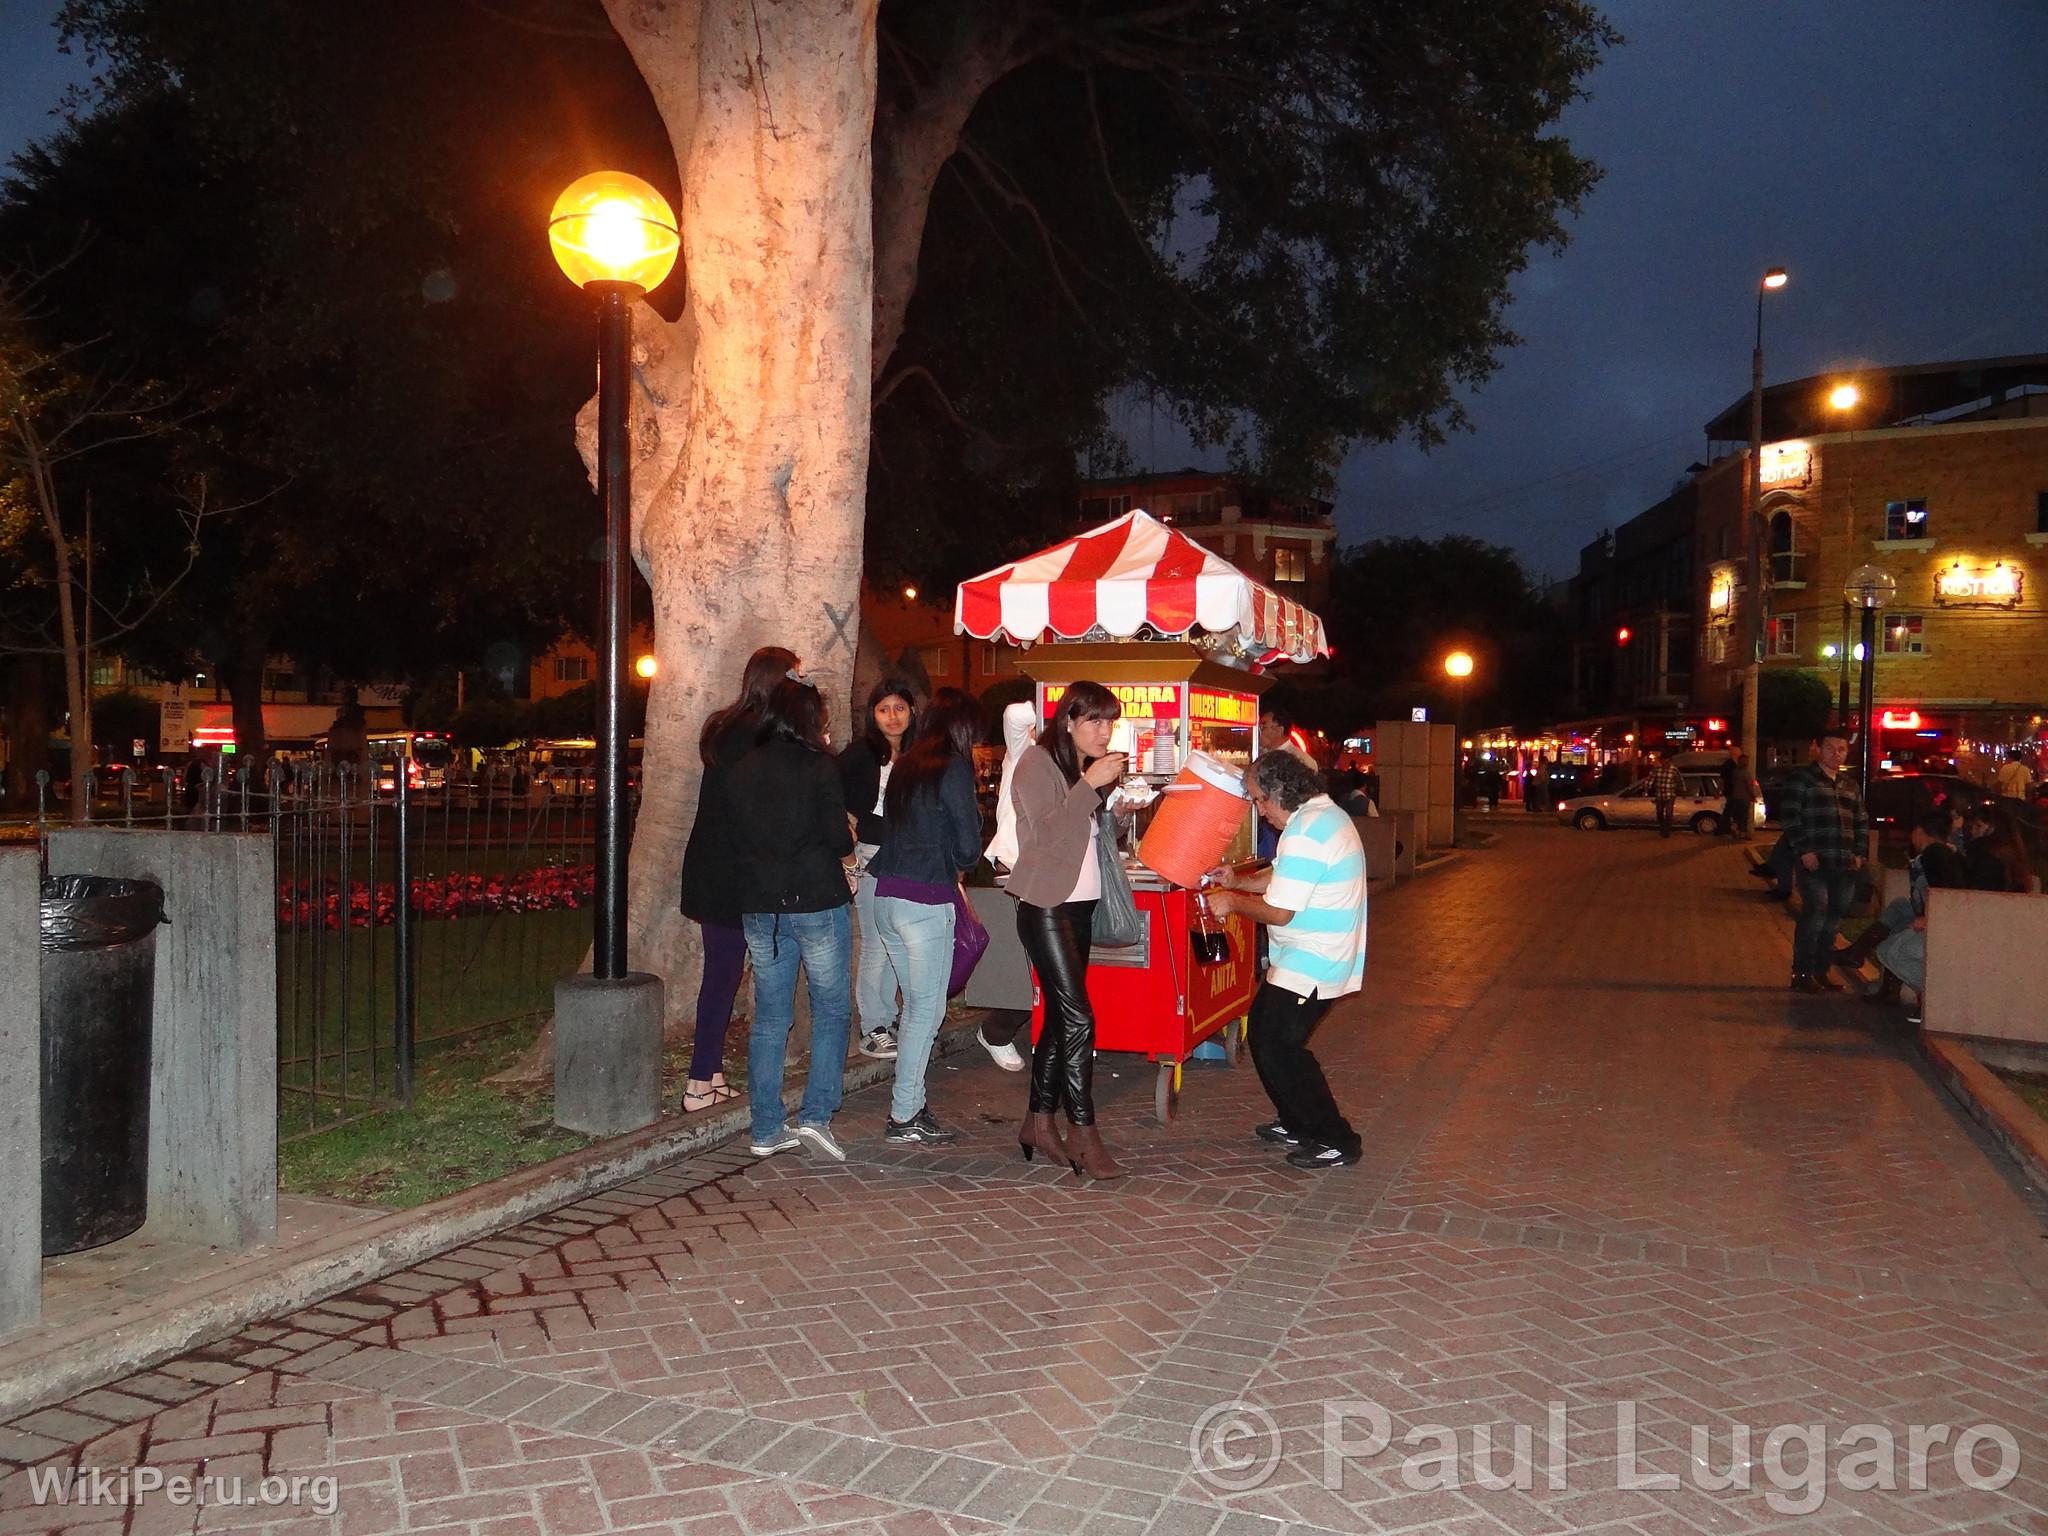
[1006,744,1109,909]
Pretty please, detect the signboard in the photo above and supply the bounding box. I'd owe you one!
[1758,441,1813,488]
[158,683,190,749]
[1933,562,2023,609]
[1042,682,1181,720]
[1189,687,1255,726]
[1410,707,1429,723]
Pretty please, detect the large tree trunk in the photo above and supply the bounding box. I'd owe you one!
[604,0,880,1024]
[4,657,52,809]
[224,635,270,778]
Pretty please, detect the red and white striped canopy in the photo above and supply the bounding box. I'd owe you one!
[954,510,1329,664]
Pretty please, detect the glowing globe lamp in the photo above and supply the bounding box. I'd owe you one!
[549,172,680,293]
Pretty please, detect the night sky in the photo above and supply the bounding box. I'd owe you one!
[7,2,2047,582]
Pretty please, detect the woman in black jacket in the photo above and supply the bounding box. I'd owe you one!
[868,690,983,1146]
[838,679,919,1060]
[728,676,855,1162]
[677,645,795,1114]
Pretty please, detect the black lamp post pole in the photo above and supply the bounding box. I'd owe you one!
[593,281,634,982]
[1855,604,1879,803]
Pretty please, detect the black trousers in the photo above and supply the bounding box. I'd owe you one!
[1247,981,1358,1155]
[1655,798,1676,836]
[1016,899,1099,1124]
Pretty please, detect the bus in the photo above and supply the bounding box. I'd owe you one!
[365,730,457,795]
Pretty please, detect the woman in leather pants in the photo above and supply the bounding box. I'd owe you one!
[1003,680,1128,1178]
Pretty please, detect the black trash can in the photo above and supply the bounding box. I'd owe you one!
[40,875,168,1255]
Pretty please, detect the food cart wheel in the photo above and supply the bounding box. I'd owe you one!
[1155,1061,1181,1123]
[1225,1017,1246,1067]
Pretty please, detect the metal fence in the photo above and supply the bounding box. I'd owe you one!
[15,762,620,1138]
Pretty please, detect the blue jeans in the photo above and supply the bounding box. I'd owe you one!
[742,907,853,1141]
[874,895,955,1123]
[853,870,904,1035]
[1793,867,1859,977]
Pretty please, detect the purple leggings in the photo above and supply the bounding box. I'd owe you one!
[689,919,748,1081]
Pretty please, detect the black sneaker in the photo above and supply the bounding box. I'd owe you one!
[1253,1121,1300,1146]
[1286,1143,1362,1170]
[884,1107,960,1146]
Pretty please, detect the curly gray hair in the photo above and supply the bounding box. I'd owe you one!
[1249,750,1323,813]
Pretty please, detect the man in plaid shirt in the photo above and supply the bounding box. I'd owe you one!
[1780,730,1869,993]
[1647,754,1682,838]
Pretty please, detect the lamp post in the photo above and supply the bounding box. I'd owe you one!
[1444,650,1474,794]
[1739,267,1788,779]
[1845,564,1897,802]
[545,171,678,1135]
[1827,381,1861,724]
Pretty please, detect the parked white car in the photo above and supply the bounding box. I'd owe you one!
[1557,772,1731,834]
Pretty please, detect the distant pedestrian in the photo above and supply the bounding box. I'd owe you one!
[727,673,855,1162]
[1995,756,2035,803]
[1648,754,1681,838]
[677,644,798,1116]
[1719,747,1753,839]
[1207,751,1367,1170]
[838,678,919,1063]
[1256,704,1316,860]
[868,689,984,1146]
[1783,730,1868,994]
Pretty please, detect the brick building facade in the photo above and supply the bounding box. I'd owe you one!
[1693,377,2048,771]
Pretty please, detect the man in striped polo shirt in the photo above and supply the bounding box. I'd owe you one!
[1207,752,1367,1169]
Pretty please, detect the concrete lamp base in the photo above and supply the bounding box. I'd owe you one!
[553,973,666,1136]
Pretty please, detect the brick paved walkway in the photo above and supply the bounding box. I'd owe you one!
[6,824,2047,1535]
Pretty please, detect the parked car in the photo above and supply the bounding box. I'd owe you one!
[1865,773,1979,833]
[1556,772,1737,834]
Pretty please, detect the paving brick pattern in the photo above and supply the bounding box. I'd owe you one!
[5,824,2046,1535]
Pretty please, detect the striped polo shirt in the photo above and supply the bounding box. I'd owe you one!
[1264,794,1367,1000]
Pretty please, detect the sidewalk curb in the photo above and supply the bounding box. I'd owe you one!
[1412,849,1466,876]
[1918,1031,2048,1196]
[0,1018,986,1421]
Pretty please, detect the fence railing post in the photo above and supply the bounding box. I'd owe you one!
[393,767,416,1108]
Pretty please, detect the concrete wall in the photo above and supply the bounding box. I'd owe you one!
[1375,720,1458,850]
[1923,886,2048,1044]
[46,831,277,1251]
[0,850,39,1336]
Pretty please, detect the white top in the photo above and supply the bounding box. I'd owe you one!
[1067,817,1102,903]
[1264,795,1367,1000]
[873,761,893,816]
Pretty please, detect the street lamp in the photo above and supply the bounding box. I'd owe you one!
[548,171,679,984]
[545,171,677,1135]
[1443,651,1474,788]
[1845,564,1897,801]
[635,654,658,680]
[1828,381,1862,724]
[1740,266,1788,780]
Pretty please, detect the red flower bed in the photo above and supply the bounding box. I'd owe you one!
[278,865,595,929]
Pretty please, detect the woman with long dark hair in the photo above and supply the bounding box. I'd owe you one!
[867,688,984,1145]
[1006,680,1127,1178]
[1965,803,2034,893]
[838,678,919,1060]
[727,675,855,1161]
[676,644,798,1114]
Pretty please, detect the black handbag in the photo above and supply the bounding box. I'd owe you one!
[1092,809,1144,946]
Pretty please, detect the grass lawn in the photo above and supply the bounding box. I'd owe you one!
[278,1016,594,1207]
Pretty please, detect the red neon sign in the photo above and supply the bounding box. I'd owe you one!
[1879,709,1922,731]
[1704,717,1727,733]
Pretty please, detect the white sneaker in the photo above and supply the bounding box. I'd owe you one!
[749,1128,801,1157]
[978,1028,1025,1072]
[795,1123,848,1162]
[859,1028,898,1059]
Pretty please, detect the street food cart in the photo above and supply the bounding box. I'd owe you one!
[954,510,1331,1119]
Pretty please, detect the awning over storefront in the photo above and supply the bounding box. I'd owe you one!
[954,509,1329,664]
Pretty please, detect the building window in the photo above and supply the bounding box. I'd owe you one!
[1767,612,1798,657]
[1882,613,1925,655]
[1705,627,1728,664]
[979,646,996,676]
[263,669,297,694]
[554,655,592,684]
[925,647,950,677]
[1767,511,1800,583]
[1272,547,1306,584]
[90,659,121,687]
[1080,493,1132,521]
[1884,499,1930,540]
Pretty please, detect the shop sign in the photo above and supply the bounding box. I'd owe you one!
[1932,561,2023,609]
[1042,682,1181,719]
[1189,687,1255,725]
[1880,710,1922,730]
[1758,441,1812,488]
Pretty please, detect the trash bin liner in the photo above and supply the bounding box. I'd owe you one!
[40,875,168,1255]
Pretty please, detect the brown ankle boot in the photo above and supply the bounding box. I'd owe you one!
[1018,1111,1068,1164]
[1064,1122,1126,1180]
